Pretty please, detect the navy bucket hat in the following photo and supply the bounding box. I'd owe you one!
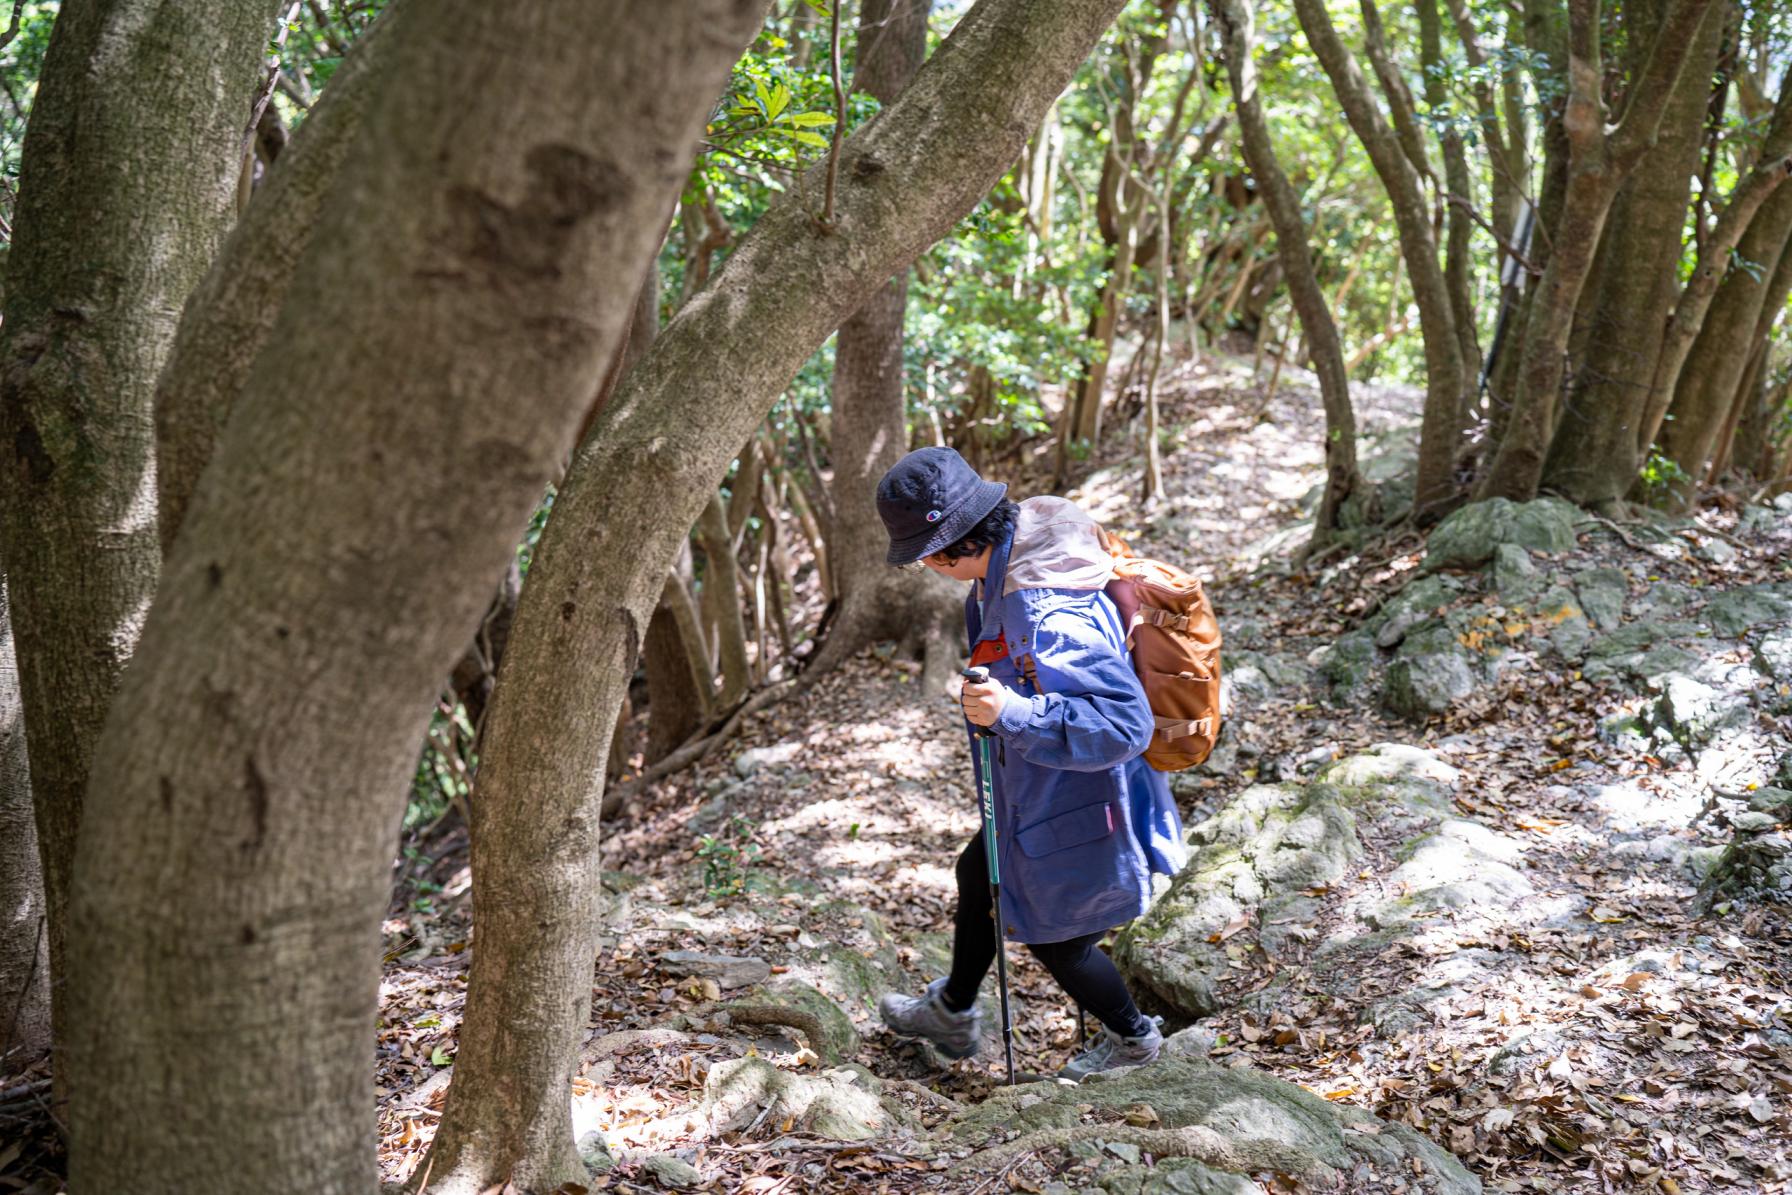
[876,447,1008,565]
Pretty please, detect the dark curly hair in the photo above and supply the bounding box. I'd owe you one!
[936,499,1020,561]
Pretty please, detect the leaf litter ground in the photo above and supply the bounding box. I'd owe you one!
[361,356,1789,1195]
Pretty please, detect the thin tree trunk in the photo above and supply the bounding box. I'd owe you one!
[423,0,1132,1187]
[1418,0,1482,406]
[0,0,280,1083]
[0,579,49,1068]
[698,490,753,706]
[1292,0,1464,520]
[644,563,710,764]
[1210,0,1361,542]
[62,2,763,1191]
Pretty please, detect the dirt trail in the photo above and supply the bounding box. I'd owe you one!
[374,358,1790,1193]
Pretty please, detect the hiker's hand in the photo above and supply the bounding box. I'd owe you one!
[960,676,1009,727]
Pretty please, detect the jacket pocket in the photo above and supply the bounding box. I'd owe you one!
[1015,799,1115,858]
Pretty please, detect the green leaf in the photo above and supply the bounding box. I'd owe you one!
[803,0,830,13]
[769,128,831,148]
[752,78,773,117]
[787,111,836,128]
[430,1046,453,1067]
[767,82,792,122]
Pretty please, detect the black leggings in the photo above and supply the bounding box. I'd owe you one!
[940,831,1153,1039]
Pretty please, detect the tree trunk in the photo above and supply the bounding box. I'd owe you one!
[61,2,763,1191]
[422,0,1130,1188]
[1656,183,1792,506]
[697,489,753,705]
[1633,75,1792,457]
[645,548,713,763]
[1478,0,1719,502]
[1417,0,1483,407]
[1209,0,1361,543]
[155,6,392,550]
[0,0,280,1082]
[0,578,49,1068]
[804,0,960,677]
[1540,0,1724,507]
[1291,0,1464,521]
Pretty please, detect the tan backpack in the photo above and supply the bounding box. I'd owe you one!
[1098,529,1223,771]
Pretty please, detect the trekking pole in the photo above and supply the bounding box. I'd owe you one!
[963,666,1018,1086]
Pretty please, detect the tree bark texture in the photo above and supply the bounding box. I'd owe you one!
[1656,181,1792,505]
[0,0,279,1074]
[1478,0,1719,502]
[423,1,1131,1190]
[1416,0,1483,406]
[0,578,50,1067]
[697,490,753,705]
[1207,0,1361,541]
[1540,0,1723,506]
[154,4,392,551]
[61,2,764,1192]
[1291,0,1464,521]
[1633,75,1792,458]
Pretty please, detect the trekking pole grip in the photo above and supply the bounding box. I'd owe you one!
[960,666,995,737]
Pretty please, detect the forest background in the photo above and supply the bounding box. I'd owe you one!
[0,0,1789,1192]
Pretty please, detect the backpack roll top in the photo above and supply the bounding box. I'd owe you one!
[1098,531,1223,772]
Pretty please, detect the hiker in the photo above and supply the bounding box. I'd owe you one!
[872,446,1187,1081]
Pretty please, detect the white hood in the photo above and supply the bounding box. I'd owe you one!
[1002,496,1115,595]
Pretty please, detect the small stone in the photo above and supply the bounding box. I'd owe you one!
[1574,566,1628,630]
[1703,585,1792,638]
[1105,1141,1144,1164]
[734,741,803,777]
[659,951,771,990]
[1382,651,1475,719]
[642,1153,701,1189]
[577,1130,615,1173]
[1490,543,1542,602]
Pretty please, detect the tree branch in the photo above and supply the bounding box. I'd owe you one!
[1610,0,1720,163]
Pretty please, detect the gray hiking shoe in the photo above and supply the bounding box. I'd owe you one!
[878,977,981,1060]
[1058,1017,1163,1082]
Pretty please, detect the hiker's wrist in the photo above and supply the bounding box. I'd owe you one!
[994,687,1030,736]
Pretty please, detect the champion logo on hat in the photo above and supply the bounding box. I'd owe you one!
[926,509,943,522]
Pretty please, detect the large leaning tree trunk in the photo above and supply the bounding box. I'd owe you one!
[59,1,764,1191]
[420,1,1131,1190]
[0,579,50,1067]
[1477,0,1718,502]
[1207,0,1363,546]
[1291,0,1465,522]
[808,0,955,678]
[1539,0,1725,508]
[0,0,278,1076]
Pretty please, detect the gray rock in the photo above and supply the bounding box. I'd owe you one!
[1425,500,1510,569]
[1317,632,1378,703]
[734,741,803,777]
[1382,651,1475,719]
[1535,585,1592,659]
[1115,782,1362,1017]
[642,1154,702,1189]
[1702,585,1792,638]
[659,950,772,990]
[1575,566,1629,630]
[577,1130,616,1173]
[1490,543,1543,602]
[1750,787,1792,819]
[1654,673,1753,745]
[1755,629,1792,680]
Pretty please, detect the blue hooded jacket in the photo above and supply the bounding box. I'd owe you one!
[964,497,1187,944]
